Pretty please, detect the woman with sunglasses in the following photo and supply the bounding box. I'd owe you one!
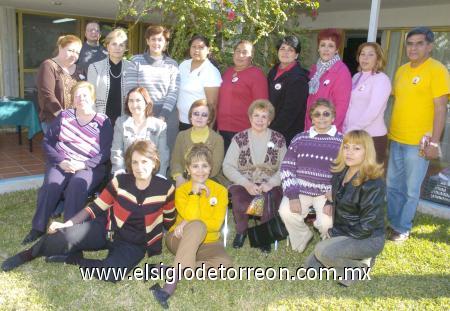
[171,99,225,188]
[279,99,343,253]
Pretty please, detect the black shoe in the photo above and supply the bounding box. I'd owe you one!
[150,284,170,309]
[22,229,44,245]
[232,233,246,248]
[1,250,32,272]
[260,244,271,254]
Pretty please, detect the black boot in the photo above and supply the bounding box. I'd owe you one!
[22,229,44,245]
[232,233,246,248]
[1,249,33,272]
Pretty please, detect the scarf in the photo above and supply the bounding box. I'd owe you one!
[308,54,341,95]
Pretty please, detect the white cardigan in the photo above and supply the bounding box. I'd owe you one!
[87,58,135,115]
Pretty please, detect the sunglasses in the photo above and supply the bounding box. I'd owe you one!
[312,111,332,118]
[192,111,209,118]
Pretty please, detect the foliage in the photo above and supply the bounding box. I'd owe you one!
[116,0,320,70]
[1,189,449,310]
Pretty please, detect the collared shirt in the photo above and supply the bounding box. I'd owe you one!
[309,125,337,138]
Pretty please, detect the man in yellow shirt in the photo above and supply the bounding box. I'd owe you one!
[387,27,450,242]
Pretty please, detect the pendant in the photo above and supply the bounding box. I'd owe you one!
[412,76,420,85]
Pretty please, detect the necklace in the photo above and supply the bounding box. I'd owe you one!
[109,68,122,79]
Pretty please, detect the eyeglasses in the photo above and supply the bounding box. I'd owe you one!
[192,111,209,118]
[312,111,332,118]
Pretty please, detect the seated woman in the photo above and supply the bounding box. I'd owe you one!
[22,81,113,245]
[223,99,287,253]
[279,99,343,253]
[304,130,386,287]
[150,143,232,309]
[111,87,169,176]
[170,99,225,187]
[2,140,176,283]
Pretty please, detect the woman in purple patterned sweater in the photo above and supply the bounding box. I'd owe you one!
[22,81,113,245]
[279,99,343,253]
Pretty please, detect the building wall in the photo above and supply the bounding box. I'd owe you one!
[299,4,450,30]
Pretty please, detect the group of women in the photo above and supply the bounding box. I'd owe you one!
[2,25,391,306]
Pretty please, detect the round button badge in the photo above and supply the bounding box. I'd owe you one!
[274,83,282,90]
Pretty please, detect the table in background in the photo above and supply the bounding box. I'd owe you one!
[0,97,42,152]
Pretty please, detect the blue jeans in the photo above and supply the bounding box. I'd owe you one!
[386,141,429,234]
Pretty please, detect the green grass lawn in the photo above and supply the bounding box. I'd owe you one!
[0,189,449,310]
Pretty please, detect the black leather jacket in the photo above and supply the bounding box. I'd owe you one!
[330,168,385,239]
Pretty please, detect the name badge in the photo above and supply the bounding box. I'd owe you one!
[274,83,282,90]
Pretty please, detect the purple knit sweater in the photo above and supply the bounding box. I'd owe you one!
[281,127,343,198]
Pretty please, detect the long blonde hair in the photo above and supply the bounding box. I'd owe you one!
[332,130,383,186]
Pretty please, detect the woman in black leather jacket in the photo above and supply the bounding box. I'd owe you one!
[304,130,385,286]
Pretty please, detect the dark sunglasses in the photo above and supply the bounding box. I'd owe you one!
[192,111,209,118]
[312,111,332,118]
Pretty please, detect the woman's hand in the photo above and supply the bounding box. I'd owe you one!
[175,175,187,188]
[59,160,75,173]
[174,220,188,239]
[114,169,126,177]
[48,220,74,234]
[70,160,86,172]
[191,182,210,197]
[289,199,302,214]
[244,182,261,196]
[323,203,334,216]
[260,182,273,193]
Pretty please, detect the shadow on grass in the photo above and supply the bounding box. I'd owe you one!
[411,213,450,244]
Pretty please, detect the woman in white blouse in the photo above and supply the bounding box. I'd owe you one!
[177,34,222,130]
[111,87,169,176]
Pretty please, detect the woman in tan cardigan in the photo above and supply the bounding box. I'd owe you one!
[223,99,287,253]
[170,99,225,187]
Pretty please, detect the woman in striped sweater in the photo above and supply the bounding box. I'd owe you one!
[2,140,176,282]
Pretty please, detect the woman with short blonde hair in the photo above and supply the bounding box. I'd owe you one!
[87,27,133,125]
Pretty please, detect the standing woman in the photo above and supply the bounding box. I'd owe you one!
[217,40,268,150]
[111,87,169,176]
[22,81,113,244]
[177,34,222,131]
[268,35,309,145]
[36,35,82,133]
[304,130,386,287]
[343,42,391,164]
[151,143,232,309]
[129,25,180,150]
[87,28,134,126]
[305,28,352,132]
[223,99,287,253]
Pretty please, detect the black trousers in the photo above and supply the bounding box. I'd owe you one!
[31,220,146,282]
[31,219,107,257]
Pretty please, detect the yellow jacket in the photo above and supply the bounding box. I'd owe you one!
[170,179,228,243]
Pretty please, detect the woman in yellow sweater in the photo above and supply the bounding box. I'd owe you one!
[170,99,225,187]
[151,143,232,308]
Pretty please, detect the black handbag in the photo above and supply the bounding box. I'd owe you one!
[248,192,289,247]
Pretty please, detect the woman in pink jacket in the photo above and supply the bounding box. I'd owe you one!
[305,29,352,132]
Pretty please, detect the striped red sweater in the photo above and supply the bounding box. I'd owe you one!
[84,174,176,256]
